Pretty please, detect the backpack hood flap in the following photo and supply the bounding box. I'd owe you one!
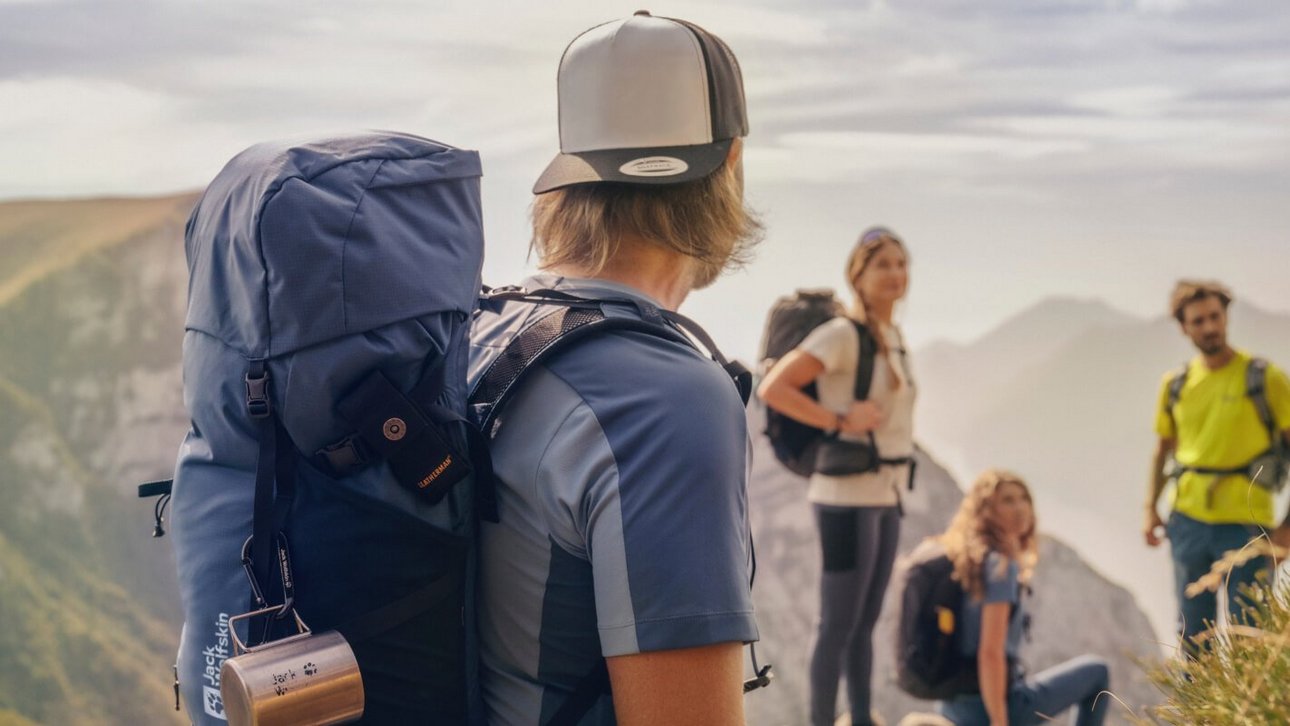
[185,133,484,358]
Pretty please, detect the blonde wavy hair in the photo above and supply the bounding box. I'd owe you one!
[845,227,908,390]
[530,158,762,290]
[940,468,1038,600]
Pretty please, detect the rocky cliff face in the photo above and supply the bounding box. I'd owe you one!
[743,403,1162,726]
[0,194,194,725]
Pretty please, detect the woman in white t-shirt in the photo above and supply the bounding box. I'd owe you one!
[758,227,915,726]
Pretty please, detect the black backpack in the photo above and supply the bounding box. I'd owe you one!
[894,541,979,700]
[757,290,877,477]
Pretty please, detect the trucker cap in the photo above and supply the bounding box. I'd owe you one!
[533,11,748,194]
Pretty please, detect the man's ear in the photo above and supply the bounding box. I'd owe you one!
[726,137,743,165]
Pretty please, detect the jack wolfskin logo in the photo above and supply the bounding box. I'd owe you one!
[618,156,689,177]
[203,685,227,719]
[200,613,231,719]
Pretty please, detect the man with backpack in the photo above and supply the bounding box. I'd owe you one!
[1144,280,1290,648]
[467,12,763,726]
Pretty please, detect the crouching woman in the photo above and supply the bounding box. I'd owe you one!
[940,470,1110,726]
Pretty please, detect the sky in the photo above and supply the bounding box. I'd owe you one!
[2,0,1288,359]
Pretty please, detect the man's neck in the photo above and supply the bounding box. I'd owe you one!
[1201,345,1237,370]
[547,235,695,311]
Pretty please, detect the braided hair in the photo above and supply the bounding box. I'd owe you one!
[844,226,907,390]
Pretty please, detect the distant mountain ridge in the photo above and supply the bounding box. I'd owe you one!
[924,296,1141,357]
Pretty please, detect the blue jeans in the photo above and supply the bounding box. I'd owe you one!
[940,655,1110,726]
[1166,512,1271,646]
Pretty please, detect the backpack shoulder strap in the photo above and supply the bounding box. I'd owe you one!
[1166,363,1189,424]
[470,289,750,439]
[1247,357,1276,438]
[850,319,878,402]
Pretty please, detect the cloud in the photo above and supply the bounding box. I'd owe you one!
[0,0,1286,385]
[0,77,194,197]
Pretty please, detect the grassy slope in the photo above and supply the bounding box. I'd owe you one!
[0,194,197,308]
[0,194,195,725]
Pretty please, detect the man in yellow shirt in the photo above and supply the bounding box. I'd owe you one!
[1144,280,1290,648]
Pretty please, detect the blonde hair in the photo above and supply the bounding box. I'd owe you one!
[530,160,762,289]
[845,227,908,389]
[1170,279,1232,324]
[939,468,1038,600]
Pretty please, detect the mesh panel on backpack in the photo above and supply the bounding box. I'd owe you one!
[470,306,603,407]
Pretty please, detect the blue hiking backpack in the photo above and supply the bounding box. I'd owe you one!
[140,132,494,724]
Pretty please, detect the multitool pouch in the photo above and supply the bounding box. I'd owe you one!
[319,370,471,503]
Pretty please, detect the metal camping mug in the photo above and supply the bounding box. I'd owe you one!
[220,606,364,726]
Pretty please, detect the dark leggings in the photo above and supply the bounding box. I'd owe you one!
[809,504,901,726]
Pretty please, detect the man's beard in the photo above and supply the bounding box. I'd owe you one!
[1197,336,1224,355]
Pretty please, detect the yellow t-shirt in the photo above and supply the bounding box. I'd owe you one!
[1155,351,1290,526]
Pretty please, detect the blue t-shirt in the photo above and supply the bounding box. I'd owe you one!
[958,551,1025,659]
[468,274,759,726]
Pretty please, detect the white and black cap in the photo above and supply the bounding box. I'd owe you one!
[533,11,748,194]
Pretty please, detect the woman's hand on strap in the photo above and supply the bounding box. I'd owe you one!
[840,400,884,434]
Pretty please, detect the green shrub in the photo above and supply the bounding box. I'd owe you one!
[1139,541,1290,725]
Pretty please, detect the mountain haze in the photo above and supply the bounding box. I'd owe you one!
[915,296,1290,640]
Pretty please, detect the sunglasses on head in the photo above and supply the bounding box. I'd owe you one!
[860,227,902,246]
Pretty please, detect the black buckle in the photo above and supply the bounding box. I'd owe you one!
[316,436,370,476]
[245,370,272,419]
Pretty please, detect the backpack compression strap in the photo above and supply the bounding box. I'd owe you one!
[245,361,300,644]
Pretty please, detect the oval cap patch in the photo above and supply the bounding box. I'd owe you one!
[618,156,689,177]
